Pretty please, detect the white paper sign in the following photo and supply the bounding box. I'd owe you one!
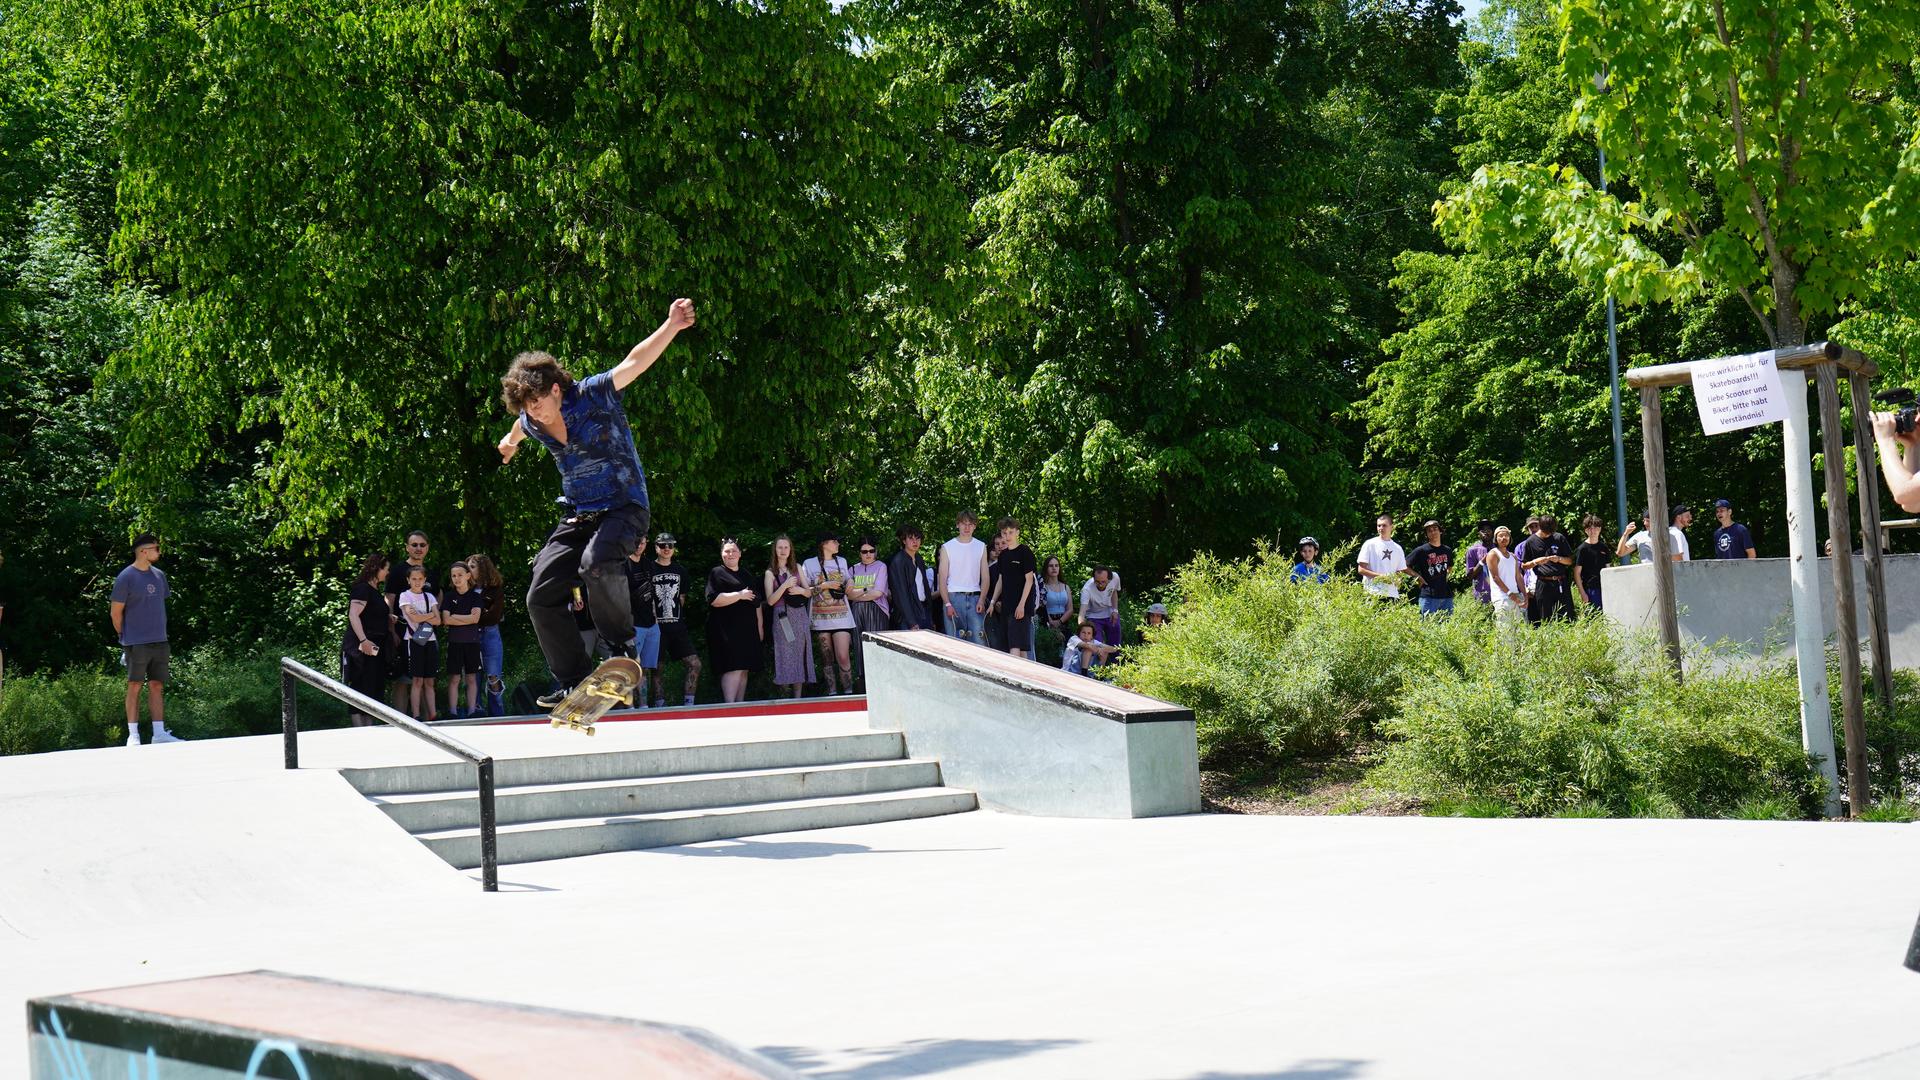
[1691,350,1789,435]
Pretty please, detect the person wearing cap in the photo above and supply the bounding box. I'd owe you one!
[1518,514,1575,623]
[495,298,696,709]
[1402,520,1456,616]
[1712,499,1755,559]
[1463,519,1496,604]
[643,532,701,707]
[112,533,182,745]
[1145,602,1169,628]
[1291,537,1331,583]
[1357,513,1406,599]
[1669,505,1695,561]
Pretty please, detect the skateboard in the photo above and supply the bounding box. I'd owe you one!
[548,657,642,736]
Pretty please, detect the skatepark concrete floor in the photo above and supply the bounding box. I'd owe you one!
[4,726,1920,1079]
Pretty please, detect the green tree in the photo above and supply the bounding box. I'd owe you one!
[87,0,908,566]
[1363,0,1775,538]
[854,0,1464,577]
[1437,0,1920,350]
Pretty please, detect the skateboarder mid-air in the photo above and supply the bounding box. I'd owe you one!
[498,299,697,709]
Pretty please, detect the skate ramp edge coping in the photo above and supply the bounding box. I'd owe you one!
[29,970,796,1079]
[861,630,1201,818]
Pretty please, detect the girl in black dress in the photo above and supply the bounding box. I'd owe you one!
[706,538,765,702]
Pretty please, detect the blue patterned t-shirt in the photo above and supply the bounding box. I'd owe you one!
[521,371,650,513]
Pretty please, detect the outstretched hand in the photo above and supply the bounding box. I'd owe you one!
[498,438,518,464]
[668,298,697,332]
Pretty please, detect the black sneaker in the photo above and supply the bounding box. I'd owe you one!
[536,686,573,710]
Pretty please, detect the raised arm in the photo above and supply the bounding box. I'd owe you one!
[1873,413,1920,513]
[497,419,529,464]
[610,299,697,392]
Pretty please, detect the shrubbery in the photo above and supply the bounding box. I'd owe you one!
[0,643,349,753]
[1117,549,1896,820]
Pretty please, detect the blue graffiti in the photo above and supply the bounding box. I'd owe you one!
[35,1007,310,1080]
[244,1040,311,1080]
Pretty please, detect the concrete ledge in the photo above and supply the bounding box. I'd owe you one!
[31,970,796,1078]
[1601,555,1920,671]
[862,630,1200,818]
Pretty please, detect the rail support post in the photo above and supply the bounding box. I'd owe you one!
[478,757,498,892]
[282,668,299,770]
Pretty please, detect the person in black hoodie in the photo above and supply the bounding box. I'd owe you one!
[888,525,935,631]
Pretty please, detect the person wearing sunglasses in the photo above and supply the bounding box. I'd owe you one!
[846,535,892,687]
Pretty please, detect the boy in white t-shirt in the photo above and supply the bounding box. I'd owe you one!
[1357,513,1407,598]
[937,511,990,645]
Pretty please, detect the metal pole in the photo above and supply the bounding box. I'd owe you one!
[1780,367,1844,816]
[477,758,499,893]
[1601,142,1629,536]
[1817,364,1871,816]
[281,669,299,771]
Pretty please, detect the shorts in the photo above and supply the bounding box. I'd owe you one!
[658,622,697,662]
[445,640,482,675]
[407,640,440,679]
[633,624,661,668]
[124,642,170,683]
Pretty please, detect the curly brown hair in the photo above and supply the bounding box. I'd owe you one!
[500,351,575,413]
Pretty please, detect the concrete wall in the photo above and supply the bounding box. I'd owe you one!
[1601,554,1920,671]
[862,630,1202,818]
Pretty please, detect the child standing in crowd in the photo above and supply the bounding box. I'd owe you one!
[1464,520,1495,603]
[765,535,814,697]
[399,565,440,720]
[465,554,507,716]
[440,562,484,718]
[805,533,856,695]
[983,535,1006,651]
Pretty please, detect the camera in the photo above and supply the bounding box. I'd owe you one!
[1876,387,1919,436]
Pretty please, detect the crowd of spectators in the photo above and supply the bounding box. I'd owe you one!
[341,511,1142,718]
[1323,498,1761,623]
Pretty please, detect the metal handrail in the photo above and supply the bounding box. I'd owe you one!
[280,657,498,892]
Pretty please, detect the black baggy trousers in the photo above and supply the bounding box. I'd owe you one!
[527,503,650,687]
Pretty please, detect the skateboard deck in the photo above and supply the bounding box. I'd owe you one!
[548,657,641,736]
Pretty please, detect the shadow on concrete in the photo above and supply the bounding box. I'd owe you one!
[472,878,564,892]
[1188,1060,1369,1080]
[644,839,1000,860]
[757,1036,1081,1077]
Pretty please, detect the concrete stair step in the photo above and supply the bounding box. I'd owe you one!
[413,787,979,869]
[342,731,908,796]
[371,759,948,833]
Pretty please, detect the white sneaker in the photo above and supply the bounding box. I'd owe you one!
[151,728,183,744]
[127,729,143,747]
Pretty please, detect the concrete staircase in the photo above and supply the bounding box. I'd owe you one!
[343,729,976,869]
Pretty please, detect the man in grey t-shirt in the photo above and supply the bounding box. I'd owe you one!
[111,533,181,745]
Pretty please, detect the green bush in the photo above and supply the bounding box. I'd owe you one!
[1121,550,1470,762]
[166,643,348,740]
[0,668,125,753]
